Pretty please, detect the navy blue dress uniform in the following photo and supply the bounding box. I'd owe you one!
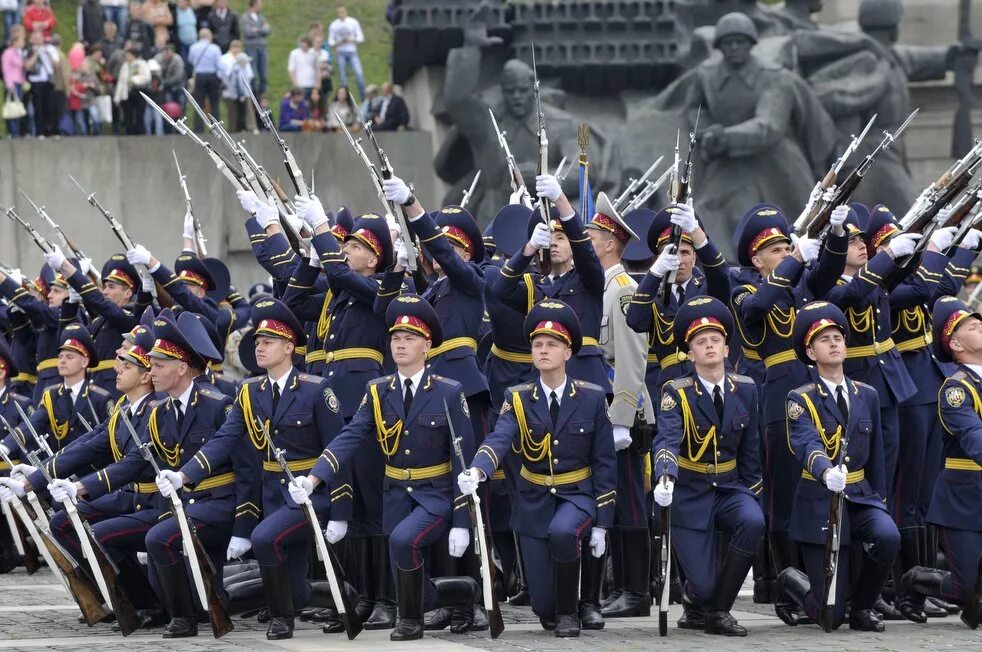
[896,297,982,624]
[1,324,113,456]
[0,338,34,572]
[729,203,848,588]
[625,207,731,387]
[60,255,144,395]
[777,301,900,631]
[149,253,235,330]
[140,311,245,636]
[824,214,921,510]
[492,208,612,392]
[182,312,238,398]
[0,267,66,401]
[0,303,36,395]
[470,300,616,630]
[176,298,350,636]
[653,296,764,635]
[307,295,478,634]
[622,208,661,403]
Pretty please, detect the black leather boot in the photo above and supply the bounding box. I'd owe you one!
[601,527,622,608]
[346,538,374,623]
[111,555,162,632]
[705,547,754,636]
[509,534,530,605]
[156,561,198,638]
[601,527,650,617]
[260,562,295,640]
[391,564,425,641]
[424,538,454,630]
[753,530,772,604]
[900,564,957,623]
[770,531,801,625]
[851,556,891,632]
[895,527,927,623]
[450,545,484,633]
[923,526,959,615]
[676,596,705,629]
[578,540,606,630]
[554,557,580,638]
[364,535,397,629]
[775,567,811,627]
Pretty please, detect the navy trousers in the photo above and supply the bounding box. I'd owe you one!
[938,526,982,605]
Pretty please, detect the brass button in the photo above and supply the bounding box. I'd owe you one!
[401,469,412,480]
[135,504,142,511]
[544,476,554,487]
[706,464,716,474]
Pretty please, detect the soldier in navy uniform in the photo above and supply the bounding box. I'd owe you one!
[729,203,847,609]
[45,248,146,396]
[9,323,163,628]
[143,311,249,638]
[291,295,479,641]
[236,190,302,293]
[162,298,350,640]
[288,200,401,630]
[0,265,70,401]
[458,299,616,638]
[625,203,731,388]
[1,323,112,458]
[0,291,37,396]
[375,178,491,632]
[897,296,982,629]
[653,296,764,636]
[776,301,902,631]
[0,338,34,573]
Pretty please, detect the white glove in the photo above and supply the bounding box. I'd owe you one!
[137,552,148,565]
[236,189,263,215]
[668,203,697,233]
[535,174,562,202]
[394,237,409,269]
[382,177,411,206]
[294,195,329,229]
[226,536,252,560]
[78,257,93,276]
[182,210,195,240]
[288,475,313,505]
[887,233,922,258]
[0,477,26,499]
[962,228,982,251]
[650,249,680,277]
[385,212,401,233]
[48,479,78,504]
[829,204,850,227]
[448,527,470,558]
[792,234,821,264]
[10,463,37,480]
[306,252,322,269]
[0,444,8,457]
[457,469,481,496]
[68,287,82,304]
[612,425,632,451]
[653,478,674,507]
[824,464,847,493]
[528,221,552,250]
[6,268,24,286]
[821,187,837,204]
[589,527,607,558]
[127,245,152,267]
[156,470,184,498]
[325,520,348,544]
[285,213,305,235]
[255,197,279,230]
[43,245,66,271]
[929,226,958,251]
[139,269,154,292]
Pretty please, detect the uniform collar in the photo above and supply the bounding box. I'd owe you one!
[964,364,982,382]
[173,382,194,412]
[397,367,425,392]
[267,368,292,396]
[67,379,85,402]
[540,376,568,404]
[604,262,626,284]
[129,392,150,415]
[696,373,726,401]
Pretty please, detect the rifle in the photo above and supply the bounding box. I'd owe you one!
[3,204,54,254]
[623,165,674,214]
[820,442,848,632]
[18,189,102,287]
[12,403,144,635]
[612,157,664,213]
[662,107,700,307]
[118,410,233,638]
[793,114,877,236]
[67,175,174,308]
[446,399,504,639]
[489,109,533,208]
[658,466,671,637]
[172,150,207,257]
[241,71,310,200]
[804,109,919,239]
[900,137,982,235]
[460,170,482,209]
[532,48,550,265]
[0,437,108,624]
[940,177,982,252]
[254,420,362,639]
[339,119,418,272]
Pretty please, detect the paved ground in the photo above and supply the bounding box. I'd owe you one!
[0,568,976,651]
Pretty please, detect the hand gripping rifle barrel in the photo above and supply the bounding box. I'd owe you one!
[362,122,420,273]
[663,107,700,306]
[172,150,207,257]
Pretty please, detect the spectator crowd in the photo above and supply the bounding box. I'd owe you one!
[0,1,412,138]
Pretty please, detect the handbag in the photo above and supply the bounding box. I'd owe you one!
[2,92,27,120]
[186,46,207,94]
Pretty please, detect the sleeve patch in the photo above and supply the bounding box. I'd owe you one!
[660,392,677,411]
[944,386,966,408]
[500,399,511,415]
[324,387,340,413]
[460,393,469,418]
[619,294,632,316]
[787,401,804,420]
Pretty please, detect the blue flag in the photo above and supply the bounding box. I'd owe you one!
[578,164,595,219]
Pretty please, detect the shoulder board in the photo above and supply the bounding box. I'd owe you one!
[197,387,226,401]
[11,393,32,404]
[614,272,633,288]
[852,380,875,392]
[669,377,694,390]
[950,370,969,382]
[573,379,603,392]
[506,382,535,394]
[728,373,755,385]
[242,376,263,385]
[297,373,322,384]
[149,398,168,409]
[88,385,111,397]
[791,382,816,396]
[430,374,459,387]
[369,375,394,387]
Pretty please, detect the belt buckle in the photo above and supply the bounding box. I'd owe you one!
[326,351,335,363]
[706,463,715,474]
[924,331,933,345]
[544,475,554,487]
[400,468,411,481]
[873,341,882,355]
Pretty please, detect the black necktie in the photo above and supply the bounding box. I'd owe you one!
[404,378,414,415]
[271,382,280,415]
[676,285,685,306]
[173,399,183,432]
[713,385,724,422]
[549,390,560,427]
[836,386,849,424]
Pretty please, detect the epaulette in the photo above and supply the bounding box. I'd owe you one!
[791,382,816,396]
[242,376,264,385]
[506,382,536,394]
[149,398,168,409]
[612,272,633,289]
[11,393,32,405]
[950,370,969,382]
[573,379,603,392]
[728,373,755,385]
[370,374,394,387]
[88,385,111,397]
[669,377,694,390]
[852,380,875,392]
[431,374,460,387]
[297,373,322,384]
[197,386,227,401]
